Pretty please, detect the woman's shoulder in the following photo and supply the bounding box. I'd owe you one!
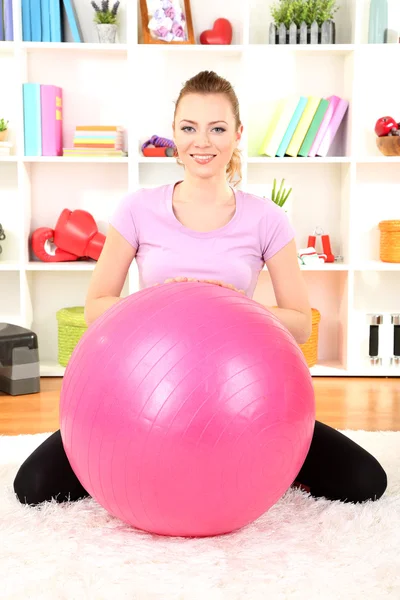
[238,189,287,221]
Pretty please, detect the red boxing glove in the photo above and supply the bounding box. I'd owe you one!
[53,209,105,261]
[31,227,79,262]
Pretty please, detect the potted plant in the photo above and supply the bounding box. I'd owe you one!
[271,178,292,211]
[270,0,339,43]
[0,119,9,142]
[91,0,120,43]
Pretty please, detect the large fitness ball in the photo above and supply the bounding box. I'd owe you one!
[59,282,315,537]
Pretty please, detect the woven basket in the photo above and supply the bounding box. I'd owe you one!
[56,306,88,367]
[378,220,400,263]
[299,308,321,368]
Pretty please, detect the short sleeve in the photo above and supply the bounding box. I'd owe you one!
[260,201,296,263]
[109,191,140,250]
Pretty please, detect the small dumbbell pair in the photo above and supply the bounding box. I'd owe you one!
[368,314,400,366]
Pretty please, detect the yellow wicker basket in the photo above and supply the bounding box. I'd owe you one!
[378,220,400,263]
[56,306,88,367]
[299,308,321,368]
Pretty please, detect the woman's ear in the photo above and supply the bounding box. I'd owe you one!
[236,124,243,145]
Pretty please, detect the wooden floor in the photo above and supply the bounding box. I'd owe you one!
[1,377,399,436]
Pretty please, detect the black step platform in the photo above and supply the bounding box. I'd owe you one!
[0,323,40,396]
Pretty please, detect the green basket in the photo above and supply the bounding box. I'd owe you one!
[56,306,88,367]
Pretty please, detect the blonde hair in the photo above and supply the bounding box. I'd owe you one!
[173,70,242,187]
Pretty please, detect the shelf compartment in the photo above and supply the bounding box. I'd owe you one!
[246,47,354,159]
[350,270,400,373]
[249,0,356,45]
[0,271,21,325]
[352,163,400,264]
[26,51,128,153]
[0,162,21,263]
[247,161,351,264]
[253,269,350,370]
[27,161,128,262]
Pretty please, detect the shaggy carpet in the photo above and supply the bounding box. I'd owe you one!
[1,430,399,600]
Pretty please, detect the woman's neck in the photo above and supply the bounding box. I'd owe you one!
[175,173,234,206]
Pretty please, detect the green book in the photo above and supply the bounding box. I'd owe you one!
[298,99,329,157]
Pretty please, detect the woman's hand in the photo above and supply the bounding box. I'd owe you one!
[163,277,245,295]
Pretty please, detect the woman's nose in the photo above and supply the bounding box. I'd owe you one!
[194,132,211,147]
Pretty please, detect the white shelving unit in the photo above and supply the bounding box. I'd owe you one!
[1,0,400,378]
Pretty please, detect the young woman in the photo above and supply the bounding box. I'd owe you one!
[14,71,387,507]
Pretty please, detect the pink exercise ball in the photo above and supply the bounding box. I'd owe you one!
[59,282,315,538]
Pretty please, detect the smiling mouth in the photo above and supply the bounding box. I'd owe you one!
[190,154,216,164]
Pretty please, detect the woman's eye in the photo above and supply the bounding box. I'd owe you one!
[213,127,226,133]
[181,126,194,132]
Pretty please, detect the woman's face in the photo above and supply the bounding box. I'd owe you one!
[173,93,242,180]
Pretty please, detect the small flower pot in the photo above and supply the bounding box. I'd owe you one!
[0,130,8,142]
[96,24,117,43]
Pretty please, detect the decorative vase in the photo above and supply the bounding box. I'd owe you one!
[0,130,8,142]
[368,0,388,43]
[96,24,117,43]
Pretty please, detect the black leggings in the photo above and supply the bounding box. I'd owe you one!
[13,421,388,506]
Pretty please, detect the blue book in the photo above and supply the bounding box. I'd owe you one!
[276,96,308,157]
[41,0,51,42]
[0,0,4,41]
[50,0,62,42]
[62,0,83,42]
[31,0,42,41]
[23,83,42,156]
[22,0,31,41]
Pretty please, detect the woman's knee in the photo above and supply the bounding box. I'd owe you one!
[13,463,45,506]
[351,457,388,503]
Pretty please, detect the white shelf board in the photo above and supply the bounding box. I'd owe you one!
[249,43,355,56]
[0,261,21,271]
[138,44,244,55]
[310,361,348,376]
[248,157,351,164]
[21,42,128,54]
[26,261,96,271]
[22,156,129,163]
[356,156,400,163]
[353,261,400,271]
[40,361,66,377]
[0,156,18,162]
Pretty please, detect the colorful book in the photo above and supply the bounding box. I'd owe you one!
[31,0,42,42]
[298,99,329,157]
[316,98,349,157]
[308,95,340,157]
[4,0,14,40]
[22,0,31,41]
[50,0,62,42]
[41,85,63,156]
[276,96,308,157]
[285,97,321,157]
[258,101,286,156]
[41,0,52,42]
[0,0,3,41]
[259,95,301,157]
[23,84,42,156]
[62,0,83,42]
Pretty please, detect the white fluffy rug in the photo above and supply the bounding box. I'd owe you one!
[1,430,399,600]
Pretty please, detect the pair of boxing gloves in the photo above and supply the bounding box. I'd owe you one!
[31,209,105,262]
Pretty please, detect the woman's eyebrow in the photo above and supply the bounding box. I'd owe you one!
[179,120,228,125]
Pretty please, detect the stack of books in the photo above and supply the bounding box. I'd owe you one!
[259,95,349,158]
[63,126,127,158]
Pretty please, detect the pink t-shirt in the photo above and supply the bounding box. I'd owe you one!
[110,182,295,298]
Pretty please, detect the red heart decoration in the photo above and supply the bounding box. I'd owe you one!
[200,18,233,45]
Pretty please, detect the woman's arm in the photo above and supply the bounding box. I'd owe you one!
[264,239,312,345]
[84,225,137,326]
